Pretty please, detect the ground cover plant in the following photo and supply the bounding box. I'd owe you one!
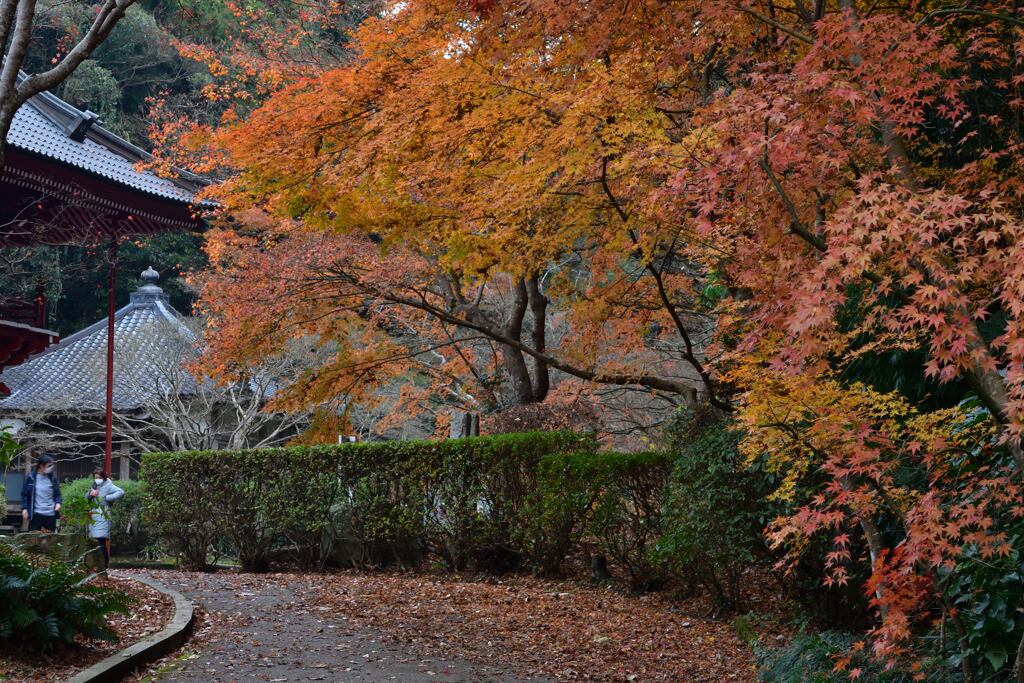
[0,545,129,651]
[0,573,170,683]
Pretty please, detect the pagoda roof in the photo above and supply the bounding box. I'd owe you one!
[0,75,211,247]
[0,268,197,413]
[9,84,207,204]
[0,319,59,396]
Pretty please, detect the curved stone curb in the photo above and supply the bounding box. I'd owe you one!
[65,575,195,683]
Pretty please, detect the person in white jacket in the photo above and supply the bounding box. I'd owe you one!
[87,468,125,568]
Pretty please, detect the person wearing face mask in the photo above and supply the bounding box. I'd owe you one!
[20,454,62,532]
[87,468,124,568]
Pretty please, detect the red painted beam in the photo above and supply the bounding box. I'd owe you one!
[104,241,117,475]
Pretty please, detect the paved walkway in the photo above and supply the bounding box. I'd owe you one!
[125,570,545,683]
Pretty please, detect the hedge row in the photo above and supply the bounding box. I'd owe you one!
[143,431,582,571]
[140,431,677,577]
[536,450,673,588]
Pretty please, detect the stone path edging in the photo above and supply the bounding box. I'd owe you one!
[65,575,195,683]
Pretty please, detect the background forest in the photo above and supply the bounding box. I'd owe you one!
[0,0,370,334]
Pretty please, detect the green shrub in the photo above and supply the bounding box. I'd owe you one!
[322,432,590,571]
[418,432,590,572]
[141,431,591,573]
[210,448,282,572]
[0,545,129,651]
[326,483,424,568]
[60,478,149,555]
[265,446,344,570]
[517,452,602,576]
[519,448,682,584]
[755,631,952,682]
[145,448,310,572]
[141,433,701,591]
[656,412,778,609]
[583,450,673,591]
[0,426,20,512]
[941,513,1024,679]
[140,452,221,570]
[528,450,675,588]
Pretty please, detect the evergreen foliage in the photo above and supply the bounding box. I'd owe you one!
[755,631,936,683]
[657,409,778,609]
[0,546,129,651]
[141,431,593,571]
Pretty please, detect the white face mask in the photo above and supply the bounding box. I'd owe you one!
[42,464,54,474]
[94,478,104,486]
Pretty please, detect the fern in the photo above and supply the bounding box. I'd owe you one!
[0,548,130,651]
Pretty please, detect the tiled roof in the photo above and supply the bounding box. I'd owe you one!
[0,269,197,413]
[7,76,209,204]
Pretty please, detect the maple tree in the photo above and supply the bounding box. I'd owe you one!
[145,0,380,173]
[184,0,1024,676]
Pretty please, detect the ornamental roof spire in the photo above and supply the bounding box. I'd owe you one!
[130,266,167,305]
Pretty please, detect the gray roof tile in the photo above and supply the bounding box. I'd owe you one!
[0,270,196,413]
[8,77,209,204]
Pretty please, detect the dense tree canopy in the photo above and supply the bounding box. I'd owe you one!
[184,0,1024,675]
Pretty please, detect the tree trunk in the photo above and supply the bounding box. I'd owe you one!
[839,476,888,619]
[0,0,138,169]
[525,275,549,402]
[500,277,537,405]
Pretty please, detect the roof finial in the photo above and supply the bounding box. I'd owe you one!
[131,266,167,305]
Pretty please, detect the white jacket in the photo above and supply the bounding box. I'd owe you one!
[87,479,125,539]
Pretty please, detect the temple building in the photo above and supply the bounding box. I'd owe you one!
[0,286,58,397]
[1,268,194,496]
[0,76,208,514]
[0,72,208,250]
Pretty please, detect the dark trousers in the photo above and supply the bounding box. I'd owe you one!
[28,514,57,531]
[94,537,110,568]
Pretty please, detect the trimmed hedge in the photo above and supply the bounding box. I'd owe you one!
[528,451,673,586]
[580,451,674,590]
[141,431,594,572]
[141,431,687,586]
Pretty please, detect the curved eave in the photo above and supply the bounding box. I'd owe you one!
[10,77,211,203]
[0,148,210,247]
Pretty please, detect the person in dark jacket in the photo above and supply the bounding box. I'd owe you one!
[20,454,62,531]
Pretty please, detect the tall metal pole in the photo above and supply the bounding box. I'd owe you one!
[104,240,118,475]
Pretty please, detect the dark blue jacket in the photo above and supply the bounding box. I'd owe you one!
[20,471,62,520]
